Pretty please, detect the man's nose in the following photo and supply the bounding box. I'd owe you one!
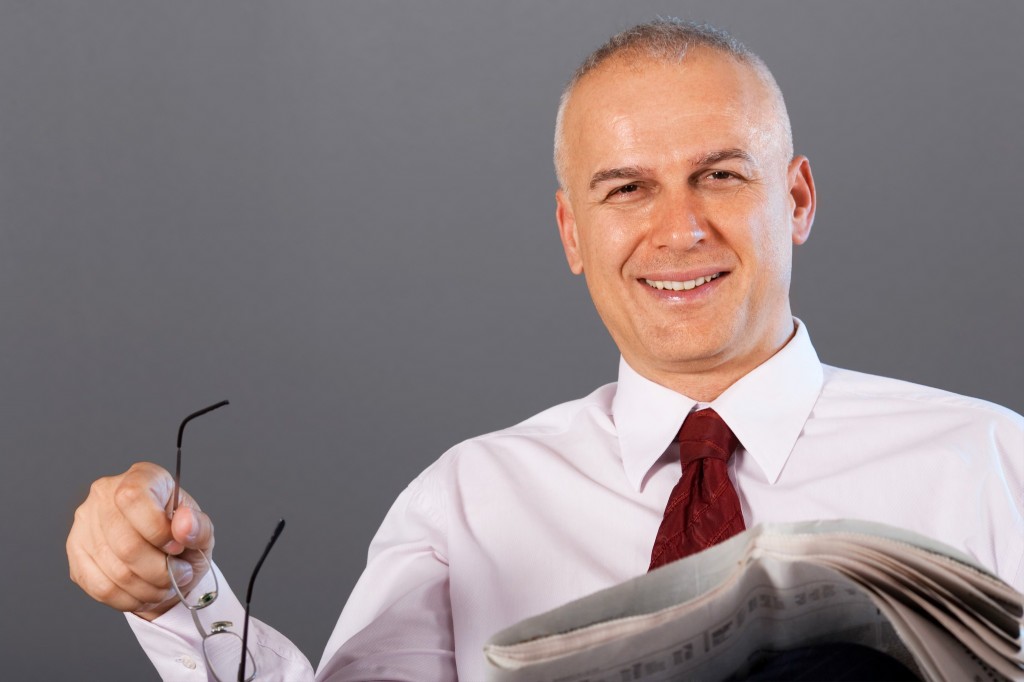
[649,193,705,250]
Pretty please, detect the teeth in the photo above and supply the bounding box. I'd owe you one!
[645,273,720,292]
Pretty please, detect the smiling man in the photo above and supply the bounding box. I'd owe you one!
[67,19,1022,681]
[554,41,813,401]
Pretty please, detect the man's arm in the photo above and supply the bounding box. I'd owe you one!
[316,467,457,680]
[66,463,314,680]
[67,461,459,681]
[318,561,455,680]
[66,462,215,619]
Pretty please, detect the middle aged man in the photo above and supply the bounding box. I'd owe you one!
[67,19,1023,681]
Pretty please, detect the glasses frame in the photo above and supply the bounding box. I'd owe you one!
[166,400,285,682]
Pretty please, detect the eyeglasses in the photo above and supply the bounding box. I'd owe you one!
[165,400,285,682]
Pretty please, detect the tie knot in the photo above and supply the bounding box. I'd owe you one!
[676,408,739,465]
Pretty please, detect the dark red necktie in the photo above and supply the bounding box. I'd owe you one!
[649,408,745,571]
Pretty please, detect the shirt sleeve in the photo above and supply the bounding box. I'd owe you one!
[125,563,314,681]
[126,460,456,681]
[315,463,457,681]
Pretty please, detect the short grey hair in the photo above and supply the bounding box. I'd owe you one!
[553,18,792,190]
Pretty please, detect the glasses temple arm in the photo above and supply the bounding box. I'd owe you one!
[171,400,229,513]
[239,518,285,682]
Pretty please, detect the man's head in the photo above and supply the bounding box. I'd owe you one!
[554,19,815,399]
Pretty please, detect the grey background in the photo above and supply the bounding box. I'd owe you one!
[2,1,1022,678]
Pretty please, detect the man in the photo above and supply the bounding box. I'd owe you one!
[66,19,1023,681]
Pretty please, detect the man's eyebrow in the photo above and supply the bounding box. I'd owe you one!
[691,148,756,167]
[587,151,757,190]
[588,166,652,190]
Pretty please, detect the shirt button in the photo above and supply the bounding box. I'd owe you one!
[178,655,198,670]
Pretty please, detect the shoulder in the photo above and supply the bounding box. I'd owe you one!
[817,365,1023,453]
[415,382,618,481]
[820,364,1021,422]
[454,382,616,457]
[395,382,620,533]
[484,382,618,437]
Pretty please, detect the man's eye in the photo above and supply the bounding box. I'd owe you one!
[613,183,639,195]
[707,171,734,181]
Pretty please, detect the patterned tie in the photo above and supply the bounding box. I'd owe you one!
[649,408,745,571]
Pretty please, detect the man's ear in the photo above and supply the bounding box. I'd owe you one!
[555,189,584,275]
[788,155,816,245]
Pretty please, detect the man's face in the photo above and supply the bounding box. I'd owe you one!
[555,51,815,390]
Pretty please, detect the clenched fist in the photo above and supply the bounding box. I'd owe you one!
[66,462,216,621]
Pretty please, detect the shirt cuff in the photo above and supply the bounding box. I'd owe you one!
[125,562,313,681]
[125,564,226,680]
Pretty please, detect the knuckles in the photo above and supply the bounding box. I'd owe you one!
[69,464,176,612]
[89,573,119,603]
[88,475,115,501]
[106,556,136,586]
[107,524,149,560]
[113,479,144,510]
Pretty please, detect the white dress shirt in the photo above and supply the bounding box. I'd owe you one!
[128,321,1024,681]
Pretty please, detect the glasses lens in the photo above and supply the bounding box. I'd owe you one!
[167,549,218,610]
[204,630,256,682]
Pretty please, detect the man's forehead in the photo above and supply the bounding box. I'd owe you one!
[571,49,770,119]
[561,50,789,178]
[576,56,765,126]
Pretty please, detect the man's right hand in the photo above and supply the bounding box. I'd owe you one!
[66,462,216,621]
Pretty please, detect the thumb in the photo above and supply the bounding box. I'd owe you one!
[169,504,216,553]
[166,505,216,600]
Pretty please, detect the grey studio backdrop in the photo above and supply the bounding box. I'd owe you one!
[2,1,1022,679]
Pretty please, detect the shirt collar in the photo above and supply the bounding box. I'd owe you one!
[613,319,824,490]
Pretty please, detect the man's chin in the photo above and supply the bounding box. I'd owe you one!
[633,342,737,377]
[646,329,735,364]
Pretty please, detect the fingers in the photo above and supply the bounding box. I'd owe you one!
[66,462,214,618]
[112,462,178,548]
[67,505,184,614]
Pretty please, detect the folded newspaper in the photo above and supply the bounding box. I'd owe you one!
[483,520,1024,682]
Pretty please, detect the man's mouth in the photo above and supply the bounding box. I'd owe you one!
[643,272,722,292]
